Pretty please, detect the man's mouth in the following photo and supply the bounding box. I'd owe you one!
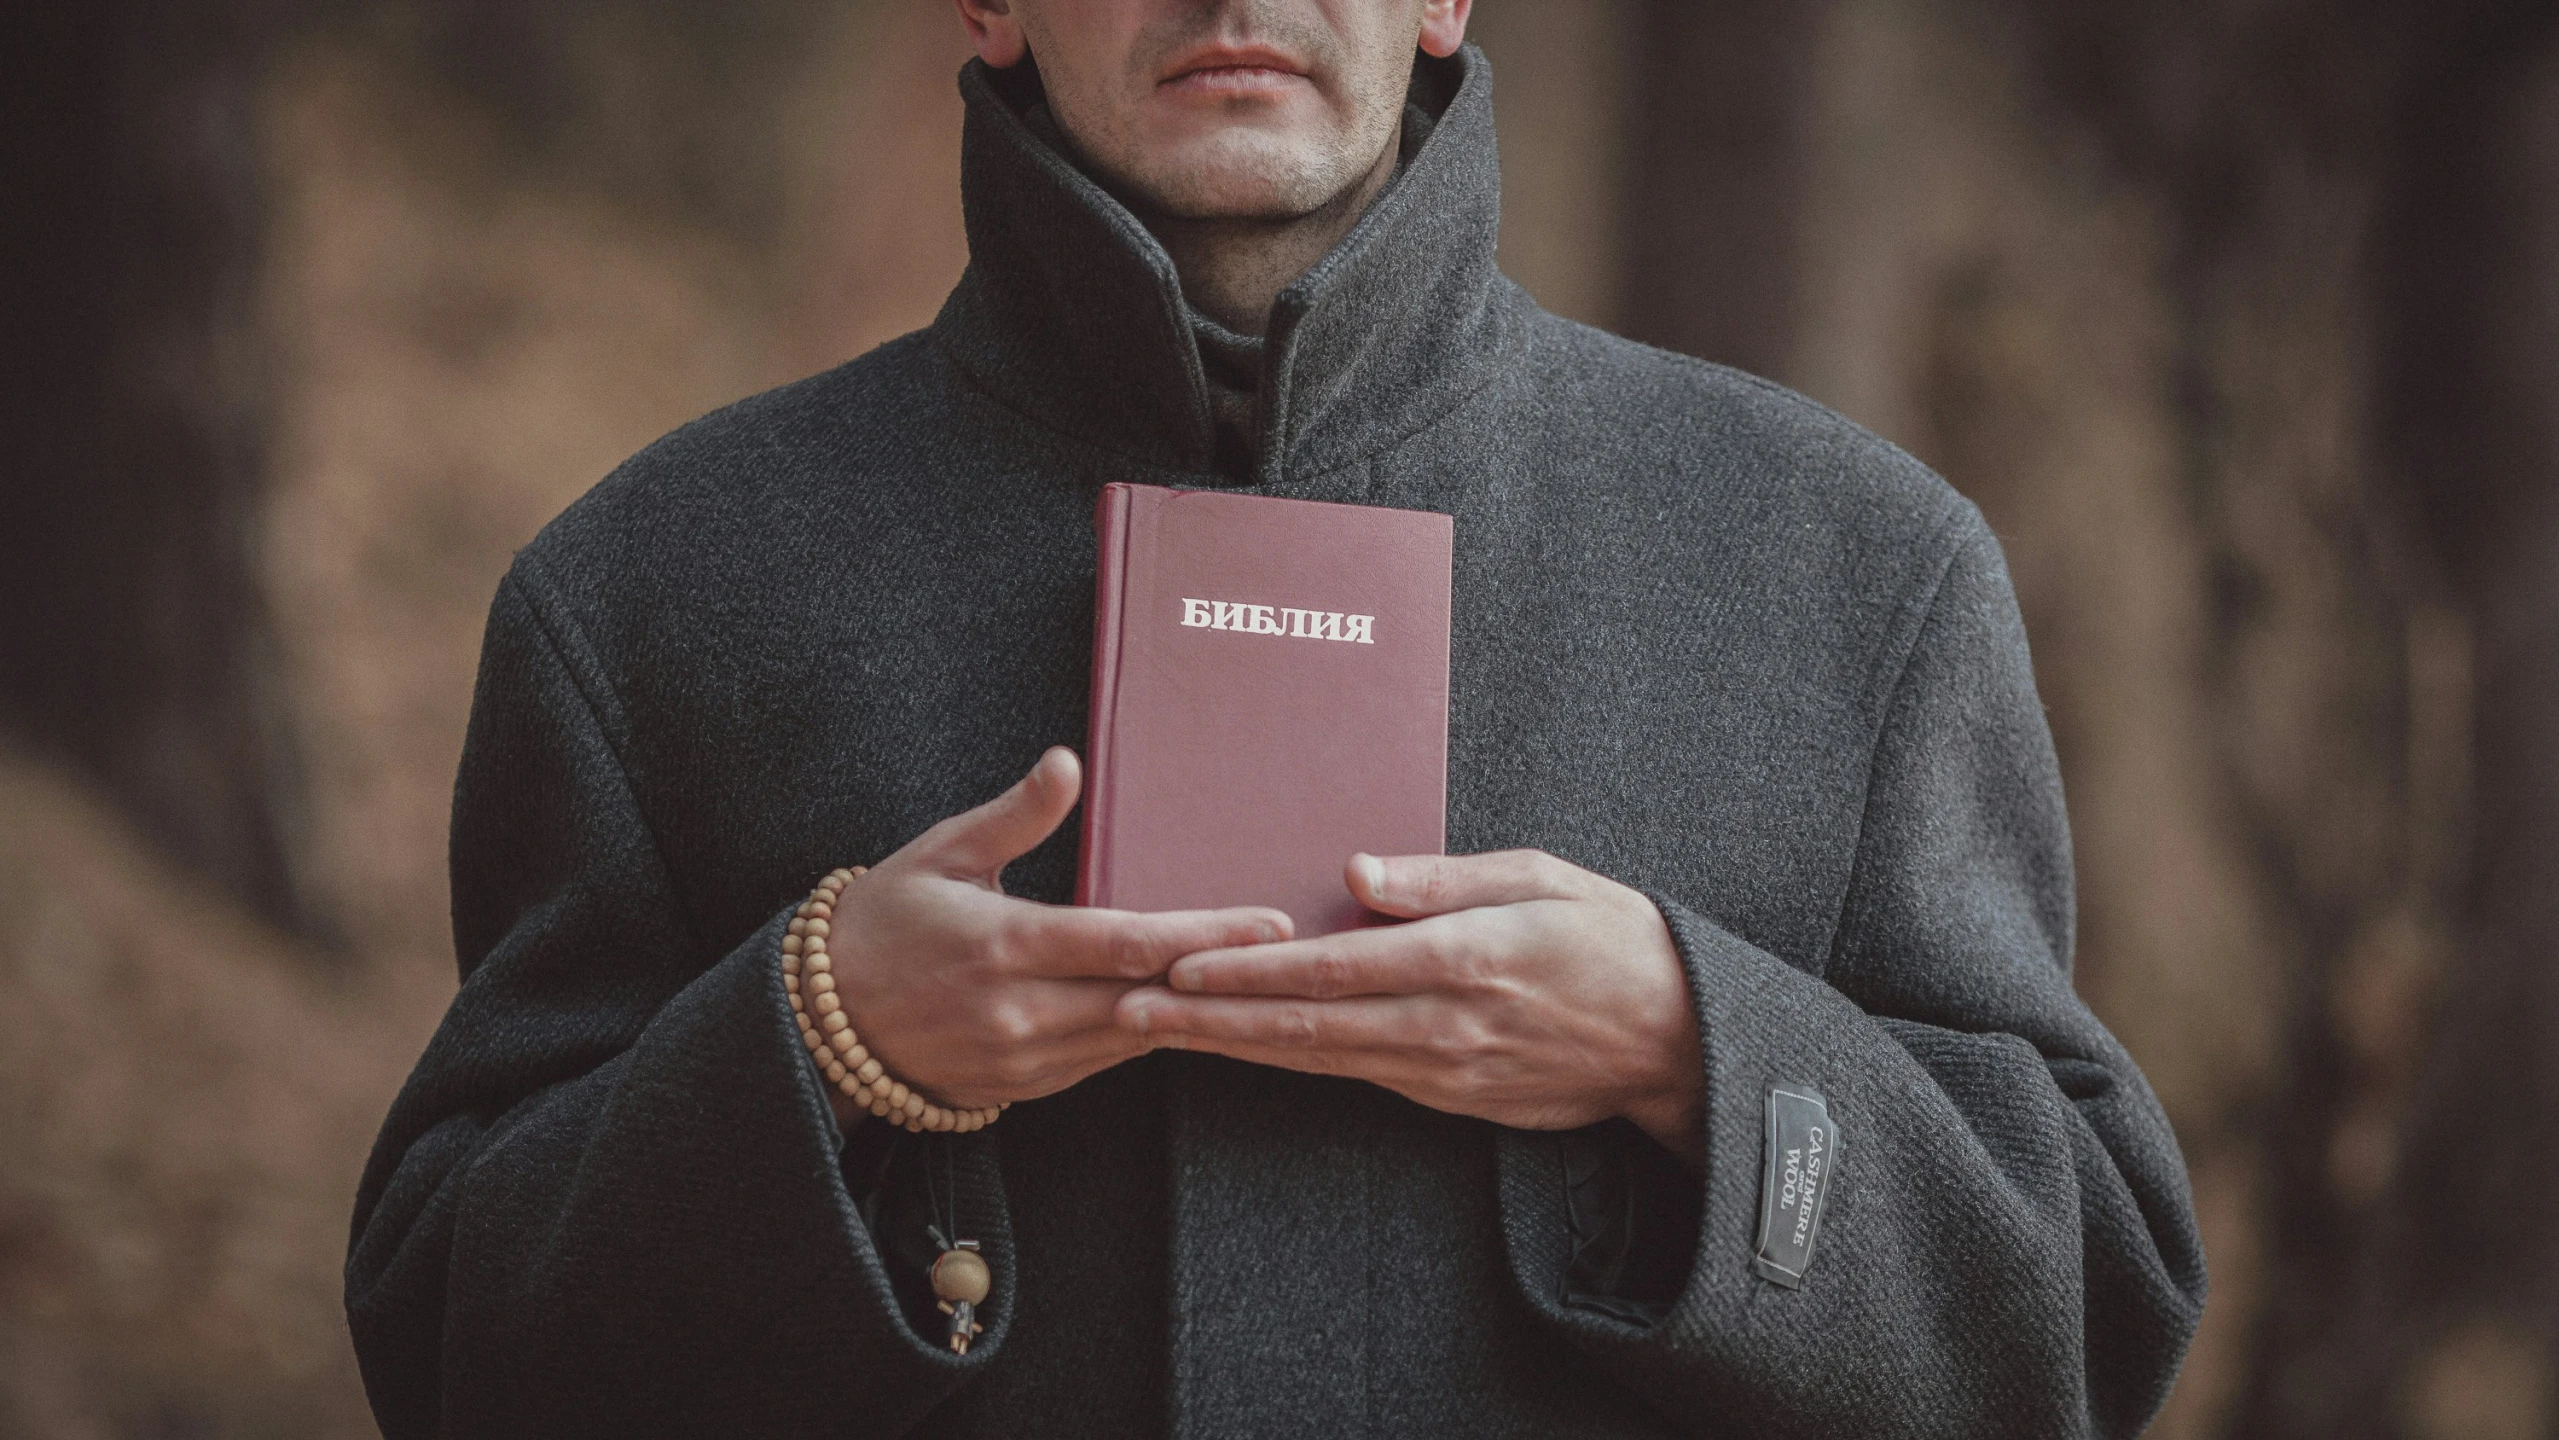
[1159,44,1313,97]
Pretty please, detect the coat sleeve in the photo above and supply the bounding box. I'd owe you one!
[1496,513,2208,1439]
[343,565,1009,1438]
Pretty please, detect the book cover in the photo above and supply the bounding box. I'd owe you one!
[1078,482,1453,938]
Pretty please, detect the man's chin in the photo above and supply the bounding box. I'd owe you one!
[1114,141,1366,224]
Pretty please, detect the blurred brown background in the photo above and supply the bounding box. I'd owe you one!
[3,1,2555,1436]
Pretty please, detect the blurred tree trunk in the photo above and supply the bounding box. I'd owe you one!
[2359,14,2559,1439]
[1620,0,2559,1435]
[1616,0,1825,380]
[0,0,844,943]
[0,3,316,935]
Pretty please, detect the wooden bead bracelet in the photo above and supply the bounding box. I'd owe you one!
[785,866,1005,1134]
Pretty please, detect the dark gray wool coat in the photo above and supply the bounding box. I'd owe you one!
[346,44,2207,1440]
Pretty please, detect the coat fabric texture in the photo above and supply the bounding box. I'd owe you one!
[345,45,2208,1439]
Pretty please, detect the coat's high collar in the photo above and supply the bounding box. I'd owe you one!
[929,45,1521,488]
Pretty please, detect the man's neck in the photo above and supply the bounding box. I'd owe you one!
[1140,121,1404,338]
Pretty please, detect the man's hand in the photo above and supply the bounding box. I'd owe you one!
[1117,850,1706,1165]
[823,746,1291,1125]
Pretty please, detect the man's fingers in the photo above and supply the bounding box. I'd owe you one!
[1117,990,1424,1058]
[911,746,1082,879]
[1163,918,1473,998]
[971,977,1152,1046]
[1347,848,1593,919]
[1004,903,1294,981]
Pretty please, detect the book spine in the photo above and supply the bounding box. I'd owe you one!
[1076,483,1136,907]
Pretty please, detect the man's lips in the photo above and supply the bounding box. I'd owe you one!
[1159,45,1312,95]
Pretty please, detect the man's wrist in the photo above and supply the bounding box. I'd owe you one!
[1622,896,1706,1170]
[1624,1079,1705,1171]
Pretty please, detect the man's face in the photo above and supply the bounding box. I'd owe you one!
[967,1,1455,222]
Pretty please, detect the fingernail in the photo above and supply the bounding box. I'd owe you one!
[1351,853,1385,895]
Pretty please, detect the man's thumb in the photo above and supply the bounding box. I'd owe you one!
[916,746,1082,879]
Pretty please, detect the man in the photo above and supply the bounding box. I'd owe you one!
[346,0,2207,1434]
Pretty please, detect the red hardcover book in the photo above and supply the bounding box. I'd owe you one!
[1078,482,1453,938]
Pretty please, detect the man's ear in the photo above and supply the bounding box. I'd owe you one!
[955,0,1029,68]
[1419,0,1473,59]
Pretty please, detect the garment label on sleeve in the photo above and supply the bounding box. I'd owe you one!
[1752,1084,1840,1289]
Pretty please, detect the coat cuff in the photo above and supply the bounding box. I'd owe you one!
[750,902,1017,1365]
[1496,894,1851,1347]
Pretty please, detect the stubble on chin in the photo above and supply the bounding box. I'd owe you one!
[1127,126,1372,223]
[1054,3,1408,224]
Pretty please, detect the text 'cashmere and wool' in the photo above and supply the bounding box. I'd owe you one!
[344,45,2207,1440]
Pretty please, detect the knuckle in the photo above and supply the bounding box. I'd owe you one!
[1536,848,1601,897]
[1107,926,1159,979]
[982,916,1041,975]
[1278,1005,1320,1047]
[1414,931,1464,984]
[1517,847,1565,882]
[1488,906,1543,957]
[1423,1021,1471,1062]
[983,1000,1039,1047]
[1419,931,1485,992]
[1478,972,1532,1015]
[1427,1053,1470,1098]
[991,1048,1042,1089]
[1308,952,1351,1000]
[1436,1011,1496,1059]
[971,919,1014,972]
